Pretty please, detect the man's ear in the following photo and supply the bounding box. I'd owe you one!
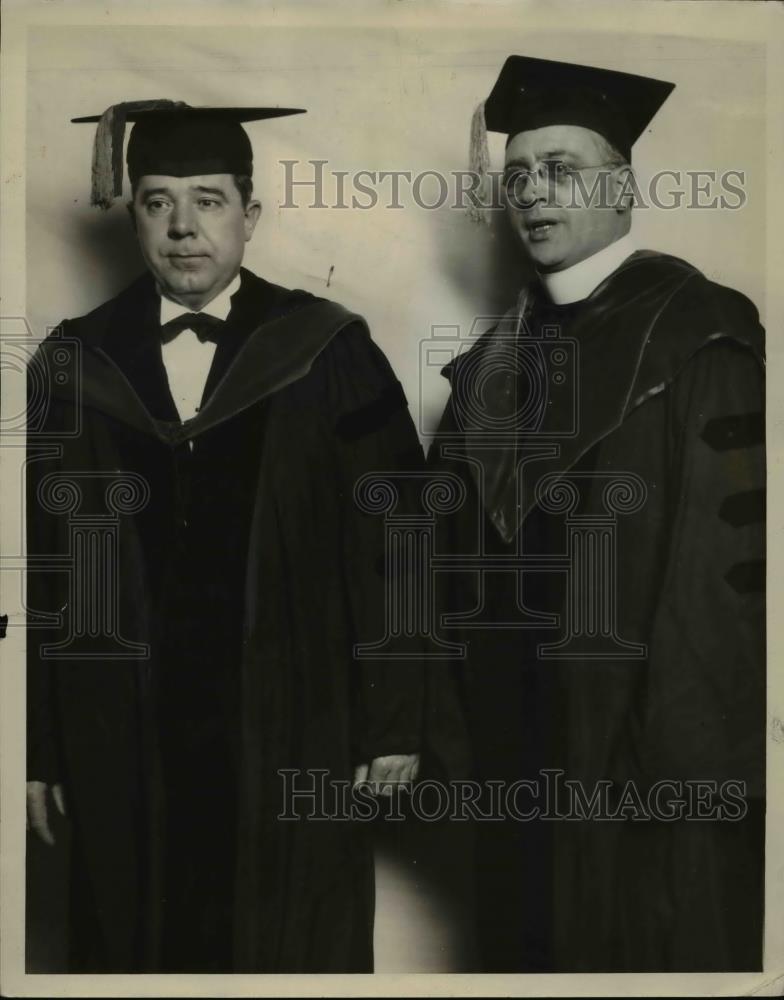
[127,201,137,231]
[244,199,262,241]
[611,165,636,214]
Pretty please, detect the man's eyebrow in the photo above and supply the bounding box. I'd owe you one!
[139,185,229,199]
[504,158,531,170]
[191,185,229,199]
[505,150,573,169]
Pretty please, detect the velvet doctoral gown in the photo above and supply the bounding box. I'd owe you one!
[428,250,765,972]
[26,268,432,972]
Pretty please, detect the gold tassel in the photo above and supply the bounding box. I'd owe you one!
[90,99,189,209]
[467,100,491,225]
[90,105,119,209]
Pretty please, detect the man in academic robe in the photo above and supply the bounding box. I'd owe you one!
[429,57,765,972]
[26,101,430,972]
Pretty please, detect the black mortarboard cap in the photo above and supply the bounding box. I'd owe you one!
[72,100,306,209]
[484,55,675,160]
[467,56,674,223]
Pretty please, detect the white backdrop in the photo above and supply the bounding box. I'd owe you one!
[23,14,769,975]
[27,24,766,447]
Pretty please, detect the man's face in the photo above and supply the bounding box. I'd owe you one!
[504,124,629,273]
[131,174,261,309]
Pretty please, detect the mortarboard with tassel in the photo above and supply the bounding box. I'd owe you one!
[467,56,675,224]
[72,100,306,209]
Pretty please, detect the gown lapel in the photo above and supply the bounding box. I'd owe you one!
[49,269,367,445]
[449,252,705,543]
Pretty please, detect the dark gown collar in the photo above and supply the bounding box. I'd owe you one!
[99,273,177,424]
[49,268,366,445]
[442,250,763,543]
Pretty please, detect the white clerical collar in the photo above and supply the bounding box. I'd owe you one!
[159,272,241,324]
[538,233,637,305]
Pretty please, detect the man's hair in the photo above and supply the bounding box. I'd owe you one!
[232,174,254,207]
[594,135,629,169]
[130,173,254,206]
[593,136,635,214]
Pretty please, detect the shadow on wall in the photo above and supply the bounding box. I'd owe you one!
[417,201,536,442]
[72,202,147,302]
[374,815,478,973]
[437,204,535,320]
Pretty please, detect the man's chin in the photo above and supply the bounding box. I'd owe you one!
[521,242,567,273]
[159,272,213,298]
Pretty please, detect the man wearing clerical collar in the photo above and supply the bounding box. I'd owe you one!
[25,101,436,973]
[430,56,765,973]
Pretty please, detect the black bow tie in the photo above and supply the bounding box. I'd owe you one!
[160,312,225,344]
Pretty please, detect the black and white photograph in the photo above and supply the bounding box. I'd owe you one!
[1,0,782,995]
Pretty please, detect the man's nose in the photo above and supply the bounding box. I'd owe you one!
[167,204,198,239]
[507,170,545,210]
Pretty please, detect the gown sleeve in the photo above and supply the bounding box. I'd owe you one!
[638,336,765,798]
[323,322,427,762]
[319,321,472,778]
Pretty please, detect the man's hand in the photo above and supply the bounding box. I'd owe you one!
[26,781,67,846]
[353,753,420,796]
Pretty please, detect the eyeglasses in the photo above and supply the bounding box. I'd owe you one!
[503,159,619,208]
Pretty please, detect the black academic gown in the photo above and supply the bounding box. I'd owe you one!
[429,250,765,972]
[27,267,431,972]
